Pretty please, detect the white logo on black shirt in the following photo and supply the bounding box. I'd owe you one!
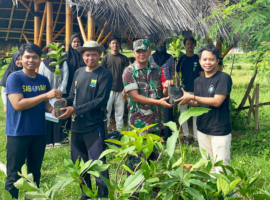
[208,85,215,93]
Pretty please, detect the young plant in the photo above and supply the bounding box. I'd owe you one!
[47,42,66,80]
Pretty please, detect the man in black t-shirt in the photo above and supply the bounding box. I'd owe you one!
[59,41,112,199]
[176,38,204,144]
[176,45,232,174]
[101,37,129,132]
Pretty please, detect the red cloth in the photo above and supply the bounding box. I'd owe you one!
[160,68,166,90]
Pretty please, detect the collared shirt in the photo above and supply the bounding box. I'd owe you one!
[123,61,163,132]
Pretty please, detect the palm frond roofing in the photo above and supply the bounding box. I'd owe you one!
[67,0,246,44]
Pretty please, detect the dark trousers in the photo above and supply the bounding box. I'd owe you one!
[5,135,46,198]
[163,107,173,138]
[46,119,68,144]
[71,126,109,199]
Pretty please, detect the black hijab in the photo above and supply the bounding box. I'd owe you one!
[152,43,171,66]
[43,43,64,73]
[66,34,86,70]
[0,51,22,87]
[65,34,86,95]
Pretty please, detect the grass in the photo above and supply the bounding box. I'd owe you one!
[0,52,270,199]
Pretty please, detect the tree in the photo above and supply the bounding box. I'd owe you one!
[205,0,270,83]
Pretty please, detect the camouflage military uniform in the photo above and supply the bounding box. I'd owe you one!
[123,60,164,132]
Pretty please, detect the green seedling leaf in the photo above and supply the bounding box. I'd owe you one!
[217,177,230,196]
[23,181,39,192]
[189,179,214,191]
[154,141,163,152]
[200,148,207,158]
[24,191,43,199]
[190,158,209,171]
[88,170,99,177]
[252,194,270,200]
[141,159,150,179]
[21,164,28,178]
[117,146,136,156]
[129,124,140,133]
[82,185,95,198]
[149,160,157,175]
[166,130,178,159]
[142,134,164,142]
[172,156,183,168]
[123,164,134,174]
[134,135,143,153]
[143,135,154,159]
[229,179,241,191]
[214,160,224,167]
[80,160,93,175]
[51,177,74,190]
[123,170,144,193]
[14,178,24,190]
[138,124,157,134]
[121,131,137,138]
[146,177,159,183]
[99,149,117,160]
[105,139,124,146]
[157,182,178,197]
[185,187,205,200]
[2,190,13,200]
[179,107,210,126]
[164,121,178,132]
[121,135,130,143]
[106,143,120,151]
[191,171,216,183]
[49,61,58,66]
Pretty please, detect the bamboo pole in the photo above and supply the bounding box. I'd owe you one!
[65,2,73,51]
[18,0,31,11]
[34,2,40,44]
[97,20,108,43]
[77,17,87,43]
[53,0,63,32]
[216,40,222,71]
[255,84,260,130]
[22,32,29,43]
[42,25,65,52]
[99,31,112,46]
[5,5,15,41]
[88,13,95,41]
[46,1,53,45]
[38,5,47,47]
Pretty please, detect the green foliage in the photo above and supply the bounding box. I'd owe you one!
[0,47,18,80]
[11,157,110,200]
[47,42,66,78]
[204,0,270,83]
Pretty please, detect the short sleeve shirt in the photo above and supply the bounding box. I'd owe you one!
[123,61,163,132]
[176,54,203,92]
[5,70,50,136]
[194,71,232,136]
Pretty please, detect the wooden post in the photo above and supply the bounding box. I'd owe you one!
[255,84,260,130]
[34,2,40,44]
[22,32,29,43]
[65,2,73,51]
[77,17,87,43]
[97,20,108,43]
[216,40,222,71]
[88,13,95,41]
[18,0,31,11]
[99,31,112,46]
[46,1,53,45]
[42,25,65,52]
[38,5,47,47]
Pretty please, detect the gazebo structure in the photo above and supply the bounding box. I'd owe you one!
[0,0,238,71]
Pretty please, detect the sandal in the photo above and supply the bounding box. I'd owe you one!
[54,143,61,147]
[191,137,198,146]
[183,136,190,145]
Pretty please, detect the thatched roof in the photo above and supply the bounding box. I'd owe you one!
[0,0,246,52]
[68,0,246,45]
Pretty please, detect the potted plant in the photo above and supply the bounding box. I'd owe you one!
[47,42,67,117]
[168,38,185,105]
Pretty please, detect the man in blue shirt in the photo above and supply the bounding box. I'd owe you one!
[5,42,62,198]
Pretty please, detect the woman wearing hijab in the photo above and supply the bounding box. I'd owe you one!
[65,34,86,96]
[39,45,69,148]
[0,51,22,113]
[149,41,174,138]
